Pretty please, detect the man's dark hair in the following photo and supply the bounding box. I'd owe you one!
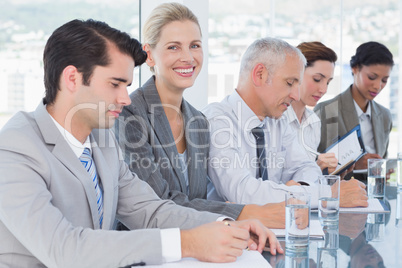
[43,19,147,105]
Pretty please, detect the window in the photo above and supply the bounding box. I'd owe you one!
[0,0,140,126]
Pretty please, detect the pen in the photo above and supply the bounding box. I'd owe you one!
[300,129,341,165]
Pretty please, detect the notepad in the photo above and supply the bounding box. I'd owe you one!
[270,220,324,239]
[323,124,365,175]
[339,198,389,213]
[143,249,271,268]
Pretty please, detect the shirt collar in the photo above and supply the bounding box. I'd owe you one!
[228,90,264,132]
[353,99,371,118]
[47,108,92,158]
[285,105,320,127]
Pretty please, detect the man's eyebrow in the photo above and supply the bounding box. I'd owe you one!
[111,77,132,87]
[111,77,128,83]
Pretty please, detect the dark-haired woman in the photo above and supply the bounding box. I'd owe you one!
[314,41,394,172]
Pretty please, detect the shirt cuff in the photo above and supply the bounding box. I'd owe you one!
[216,216,235,222]
[161,228,181,263]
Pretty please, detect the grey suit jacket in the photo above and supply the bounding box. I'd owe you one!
[0,103,220,268]
[314,86,392,158]
[115,77,244,219]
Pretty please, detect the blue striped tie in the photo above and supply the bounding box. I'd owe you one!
[79,148,104,227]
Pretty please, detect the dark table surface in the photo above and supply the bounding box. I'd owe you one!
[262,185,402,268]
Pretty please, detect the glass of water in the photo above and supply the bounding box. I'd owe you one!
[367,159,386,199]
[318,175,340,226]
[285,192,311,252]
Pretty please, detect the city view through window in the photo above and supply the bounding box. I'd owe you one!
[0,0,401,157]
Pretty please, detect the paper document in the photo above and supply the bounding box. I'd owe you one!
[143,250,271,268]
[324,125,365,175]
[339,198,389,213]
[270,220,324,239]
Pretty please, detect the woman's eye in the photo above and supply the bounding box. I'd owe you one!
[168,46,178,50]
[111,83,119,88]
[191,44,201,49]
[368,76,376,80]
[313,78,321,83]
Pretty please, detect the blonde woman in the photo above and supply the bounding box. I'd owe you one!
[115,3,287,231]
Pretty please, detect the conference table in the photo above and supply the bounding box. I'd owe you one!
[262,185,402,267]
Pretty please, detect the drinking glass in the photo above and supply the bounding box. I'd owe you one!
[285,192,311,252]
[367,159,386,199]
[318,175,340,226]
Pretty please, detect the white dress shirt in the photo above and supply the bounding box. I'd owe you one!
[353,100,375,154]
[48,112,181,262]
[203,91,322,208]
[284,105,321,161]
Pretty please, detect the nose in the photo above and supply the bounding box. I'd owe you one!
[180,47,194,63]
[374,79,384,90]
[118,87,131,106]
[319,84,328,95]
[290,84,300,102]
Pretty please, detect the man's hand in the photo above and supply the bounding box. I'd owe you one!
[339,178,368,207]
[237,202,286,229]
[316,152,338,174]
[230,219,283,255]
[354,153,381,170]
[180,220,283,263]
[180,221,248,263]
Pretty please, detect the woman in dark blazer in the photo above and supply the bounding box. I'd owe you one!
[314,41,394,173]
[115,2,285,228]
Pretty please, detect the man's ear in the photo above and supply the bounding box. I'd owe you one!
[62,65,80,93]
[143,43,155,68]
[252,63,266,86]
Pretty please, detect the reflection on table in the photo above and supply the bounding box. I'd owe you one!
[263,185,402,268]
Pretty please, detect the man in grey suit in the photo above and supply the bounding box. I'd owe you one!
[0,19,281,268]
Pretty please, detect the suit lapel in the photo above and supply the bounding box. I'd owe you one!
[182,100,199,198]
[142,78,187,192]
[370,101,384,156]
[34,104,102,229]
[340,87,359,133]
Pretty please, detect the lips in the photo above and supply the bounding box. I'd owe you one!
[312,95,321,102]
[369,91,378,97]
[173,66,195,77]
[109,110,121,118]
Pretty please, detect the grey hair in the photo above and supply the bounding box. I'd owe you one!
[239,37,306,81]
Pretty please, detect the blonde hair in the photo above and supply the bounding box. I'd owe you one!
[143,2,201,47]
[143,3,201,71]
